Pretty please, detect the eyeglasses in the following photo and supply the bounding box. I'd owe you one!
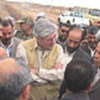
[61,29,69,33]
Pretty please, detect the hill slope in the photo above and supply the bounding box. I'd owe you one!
[0,1,70,23]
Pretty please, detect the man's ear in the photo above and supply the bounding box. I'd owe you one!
[19,85,31,100]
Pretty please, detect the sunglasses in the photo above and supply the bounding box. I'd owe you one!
[61,29,69,33]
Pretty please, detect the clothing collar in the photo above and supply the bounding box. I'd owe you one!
[65,46,76,56]
[34,38,51,53]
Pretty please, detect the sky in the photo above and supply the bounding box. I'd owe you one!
[6,0,100,9]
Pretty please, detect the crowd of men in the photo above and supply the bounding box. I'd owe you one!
[0,12,100,100]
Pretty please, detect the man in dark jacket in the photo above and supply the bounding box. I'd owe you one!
[89,40,100,100]
[59,26,93,98]
[59,59,95,100]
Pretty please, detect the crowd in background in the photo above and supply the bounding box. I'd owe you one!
[0,12,100,100]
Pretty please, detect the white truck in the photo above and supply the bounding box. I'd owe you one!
[58,11,91,28]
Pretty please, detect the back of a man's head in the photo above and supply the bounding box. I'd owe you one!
[67,25,84,41]
[0,58,32,100]
[64,59,95,93]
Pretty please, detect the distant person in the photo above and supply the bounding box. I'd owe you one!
[56,23,71,48]
[80,29,89,48]
[0,58,32,100]
[59,59,95,100]
[15,18,34,40]
[0,20,21,57]
[35,12,46,21]
[81,26,99,57]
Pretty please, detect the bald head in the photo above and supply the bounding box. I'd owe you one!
[68,26,83,41]
[66,26,83,54]
[0,58,20,82]
[0,58,32,100]
[0,47,7,59]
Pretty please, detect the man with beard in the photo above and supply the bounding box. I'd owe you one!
[62,25,92,65]
[56,23,71,48]
[0,20,21,57]
[81,26,99,57]
[15,18,34,40]
[58,25,92,99]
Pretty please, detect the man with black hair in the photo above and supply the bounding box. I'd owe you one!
[56,23,71,48]
[59,59,95,100]
[81,26,99,57]
[15,18,34,40]
[0,20,21,57]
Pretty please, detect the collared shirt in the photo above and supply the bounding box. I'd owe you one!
[92,68,100,86]
[63,46,76,67]
[16,39,66,84]
[0,39,13,57]
[88,46,95,57]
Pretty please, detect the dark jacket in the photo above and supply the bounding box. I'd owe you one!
[89,78,100,100]
[58,47,93,99]
[59,93,90,100]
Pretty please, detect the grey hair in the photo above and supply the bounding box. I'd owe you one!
[0,62,32,100]
[33,19,56,38]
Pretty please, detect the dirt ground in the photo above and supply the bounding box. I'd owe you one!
[0,1,70,24]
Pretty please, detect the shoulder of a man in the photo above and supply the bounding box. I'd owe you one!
[22,38,35,49]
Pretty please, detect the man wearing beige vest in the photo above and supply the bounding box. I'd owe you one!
[16,19,65,100]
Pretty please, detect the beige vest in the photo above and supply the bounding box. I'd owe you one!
[22,38,60,69]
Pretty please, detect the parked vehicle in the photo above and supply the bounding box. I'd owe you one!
[58,11,91,28]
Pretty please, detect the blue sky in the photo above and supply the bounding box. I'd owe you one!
[6,0,100,9]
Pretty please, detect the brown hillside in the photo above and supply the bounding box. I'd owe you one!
[0,1,70,23]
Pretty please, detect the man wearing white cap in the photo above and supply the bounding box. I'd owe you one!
[35,12,46,21]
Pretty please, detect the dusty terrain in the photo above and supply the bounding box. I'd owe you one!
[0,1,70,24]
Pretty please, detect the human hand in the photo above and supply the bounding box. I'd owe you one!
[30,68,39,75]
[54,63,63,70]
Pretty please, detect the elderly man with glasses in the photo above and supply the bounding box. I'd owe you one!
[16,19,65,100]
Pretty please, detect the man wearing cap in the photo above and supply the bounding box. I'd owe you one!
[16,19,65,100]
[15,18,34,41]
[35,12,46,21]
